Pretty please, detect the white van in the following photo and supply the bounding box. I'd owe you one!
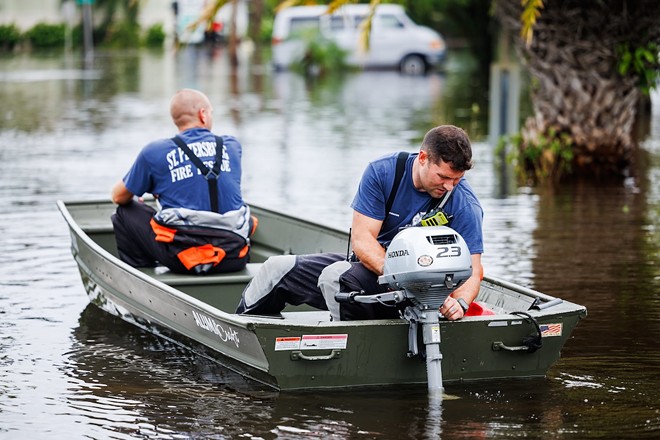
[271,4,446,74]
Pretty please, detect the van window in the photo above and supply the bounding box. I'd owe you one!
[353,14,404,29]
[289,17,319,36]
[329,16,346,31]
[377,15,405,29]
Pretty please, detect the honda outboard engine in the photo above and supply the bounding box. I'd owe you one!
[378,225,472,309]
[336,225,473,394]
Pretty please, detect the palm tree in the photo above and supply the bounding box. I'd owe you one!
[496,0,660,181]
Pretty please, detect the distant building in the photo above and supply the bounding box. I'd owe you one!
[1,0,248,45]
[0,0,172,32]
[0,0,64,29]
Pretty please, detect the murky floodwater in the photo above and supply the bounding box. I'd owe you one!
[1,46,659,439]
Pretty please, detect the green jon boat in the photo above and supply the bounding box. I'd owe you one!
[58,199,587,391]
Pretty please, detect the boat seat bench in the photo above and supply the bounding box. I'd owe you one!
[140,262,263,286]
[138,263,328,316]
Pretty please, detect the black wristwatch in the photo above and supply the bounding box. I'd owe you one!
[457,298,469,314]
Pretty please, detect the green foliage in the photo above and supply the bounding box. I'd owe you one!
[290,30,350,77]
[0,24,21,50]
[617,42,660,95]
[260,16,274,44]
[25,23,66,49]
[103,21,141,48]
[520,0,544,46]
[506,127,575,185]
[144,23,166,48]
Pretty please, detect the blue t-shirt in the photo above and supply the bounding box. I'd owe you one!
[123,127,245,213]
[351,152,484,254]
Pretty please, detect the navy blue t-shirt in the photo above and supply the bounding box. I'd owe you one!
[123,127,245,213]
[351,152,484,254]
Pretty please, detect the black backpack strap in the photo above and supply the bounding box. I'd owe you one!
[384,152,409,216]
[171,135,224,213]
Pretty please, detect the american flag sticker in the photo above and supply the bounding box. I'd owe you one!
[540,323,563,337]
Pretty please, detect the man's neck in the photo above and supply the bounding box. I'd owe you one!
[411,156,423,190]
[178,123,207,133]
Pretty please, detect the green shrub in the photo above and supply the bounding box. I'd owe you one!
[617,42,660,95]
[103,21,140,48]
[506,126,575,185]
[0,23,21,50]
[144,23,166,48]
[69,24,83,48]
[25,23,65,49]
[291,30,349,77]
[259,17,274,44]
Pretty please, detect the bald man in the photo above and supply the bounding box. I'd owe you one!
[111,89,252,275]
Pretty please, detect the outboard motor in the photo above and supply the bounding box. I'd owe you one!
[378,225,472,309]
[336,226,472,394]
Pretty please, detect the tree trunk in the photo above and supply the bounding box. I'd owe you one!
[248,0,263,45]
[228,0,239,68]
[495,0,660,180]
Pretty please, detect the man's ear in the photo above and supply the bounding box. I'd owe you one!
[198,108,207,124]
[418,149,427,165]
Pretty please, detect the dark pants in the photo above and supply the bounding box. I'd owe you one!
[337,262,401,321]
[235,253,345,315]
[111,201,247,275]
[236,252,402,321]
[111,201,162,268]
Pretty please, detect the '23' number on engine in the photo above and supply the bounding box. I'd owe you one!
[437,246,461,258]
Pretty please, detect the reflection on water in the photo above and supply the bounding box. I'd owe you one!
[0,47,659,438]
[64,305,276,438]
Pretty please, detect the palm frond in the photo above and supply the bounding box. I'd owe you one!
[358,0,379,53]
[190,0,228,33]
[276,0,304,13]
[327,0,355,15]
[520,0,544,47]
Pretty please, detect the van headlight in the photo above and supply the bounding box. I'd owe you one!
[430,39,445,51]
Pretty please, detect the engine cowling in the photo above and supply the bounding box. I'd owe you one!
[378,226,472,309]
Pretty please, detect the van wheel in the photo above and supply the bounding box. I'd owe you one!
[400,55,426,75]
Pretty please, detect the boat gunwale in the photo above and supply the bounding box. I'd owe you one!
[57,198,587,330]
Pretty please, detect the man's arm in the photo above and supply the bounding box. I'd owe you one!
[111,180,134,205]
[351,210,386,275]
[439,253,483,321]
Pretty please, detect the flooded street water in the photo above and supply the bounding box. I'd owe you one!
[1,46,659,439]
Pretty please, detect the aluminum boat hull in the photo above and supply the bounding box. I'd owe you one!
[58,199,587,391]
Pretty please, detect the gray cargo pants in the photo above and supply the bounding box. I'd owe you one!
[236,253,399,320]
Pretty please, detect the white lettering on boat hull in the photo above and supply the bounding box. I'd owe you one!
[192,310,240,348]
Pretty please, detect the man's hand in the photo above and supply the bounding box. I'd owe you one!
[439,254,482,320]
[439,296,465,321]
